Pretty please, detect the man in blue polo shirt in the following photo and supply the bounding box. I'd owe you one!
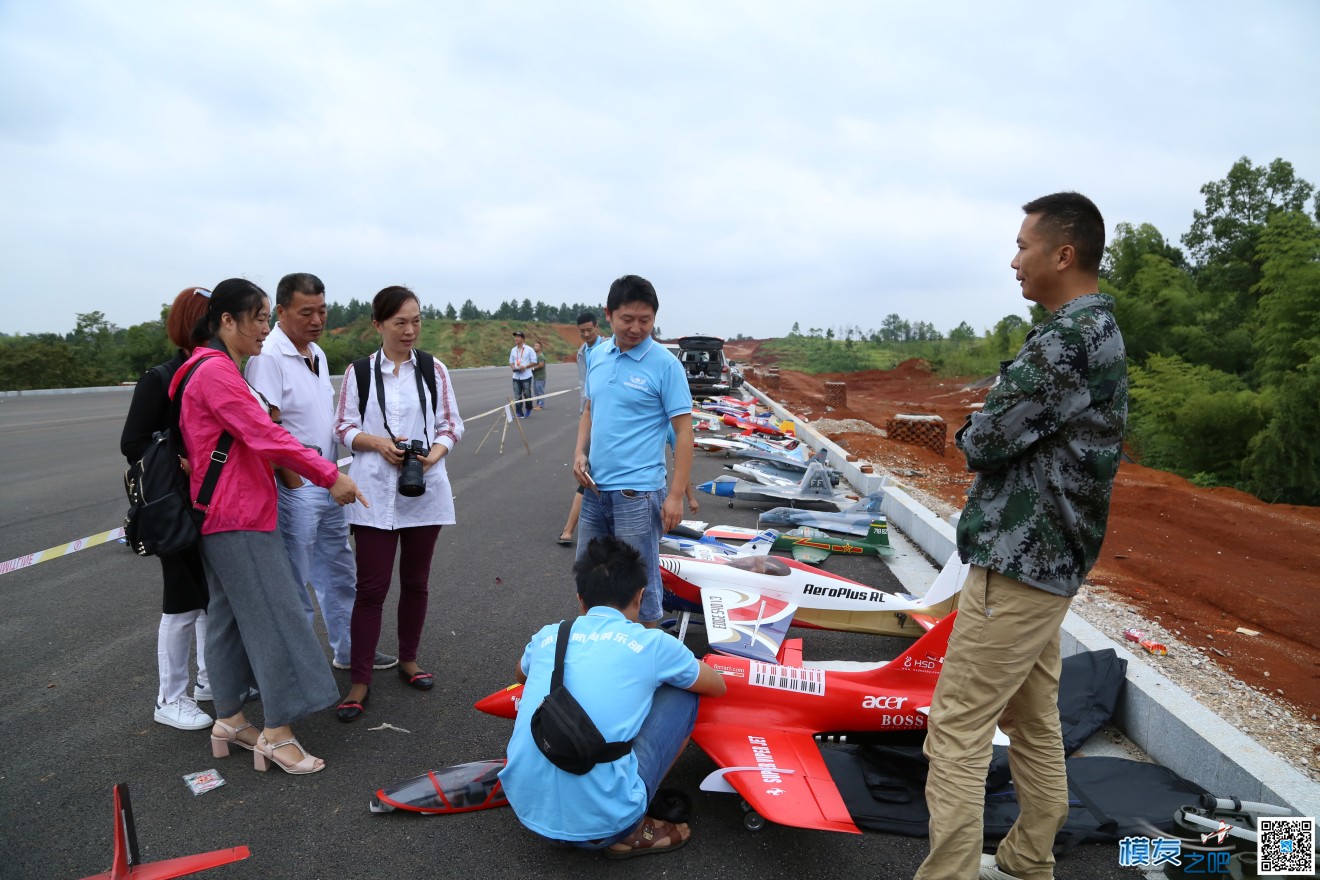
[500,536,725,857]
[573,276,693,626]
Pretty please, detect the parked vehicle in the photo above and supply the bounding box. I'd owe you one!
[677,335,739,397]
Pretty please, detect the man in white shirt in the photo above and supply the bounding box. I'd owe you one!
[509,331,537,418]
[245,273,396,672]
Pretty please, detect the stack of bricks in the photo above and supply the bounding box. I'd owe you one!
[823,381,847,409]
[885,413,947,456]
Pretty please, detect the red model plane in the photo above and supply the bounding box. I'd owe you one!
[475,611,971,835]
[80,783,249,879]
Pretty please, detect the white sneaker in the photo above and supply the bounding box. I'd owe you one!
[978,854,1038,880]
[193,682,212,702]
[154,697,213,731]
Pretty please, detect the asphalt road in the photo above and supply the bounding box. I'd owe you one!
[0,364,1138,879]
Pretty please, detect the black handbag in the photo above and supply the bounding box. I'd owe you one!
[530,620,634,775]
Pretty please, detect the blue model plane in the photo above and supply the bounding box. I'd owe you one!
[757,491,887,537]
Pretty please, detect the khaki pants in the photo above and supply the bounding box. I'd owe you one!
[914,566,1073,880]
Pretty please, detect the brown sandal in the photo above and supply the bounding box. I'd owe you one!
[604,817,690,859]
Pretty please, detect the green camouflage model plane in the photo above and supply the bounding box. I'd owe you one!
[772,519,894,564]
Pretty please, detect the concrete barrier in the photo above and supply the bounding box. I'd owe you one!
[743,380,1319,816]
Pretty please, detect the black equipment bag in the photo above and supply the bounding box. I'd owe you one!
[123,357,232,557]
[530,620,634,776]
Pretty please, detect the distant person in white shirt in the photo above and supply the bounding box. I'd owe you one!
[245,273,398,673]
[509,331,537,418]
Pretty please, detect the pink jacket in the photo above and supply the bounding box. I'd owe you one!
[170,348,340,534]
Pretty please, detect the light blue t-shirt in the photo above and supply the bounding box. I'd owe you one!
[583,336,691,491]
[499,607,700,841]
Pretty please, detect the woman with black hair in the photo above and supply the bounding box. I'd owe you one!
[173,278,367,775]
[332,286,463,722]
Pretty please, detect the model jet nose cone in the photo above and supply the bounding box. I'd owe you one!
[473,685,521,719]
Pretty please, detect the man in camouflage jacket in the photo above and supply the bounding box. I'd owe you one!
[916,192,1127,880]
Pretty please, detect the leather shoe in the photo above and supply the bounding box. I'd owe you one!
[398,668,435,691]
[336,690,369,722]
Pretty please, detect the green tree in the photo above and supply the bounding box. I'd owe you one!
[1251,210,1320,384]
[948,321,976,342]
[1126,355,1264,484]
[444,302,458,320]
[1245,356,1320,504]
[459,299,481,320]
[1102,222,1188,290]
[991,314,1027,356]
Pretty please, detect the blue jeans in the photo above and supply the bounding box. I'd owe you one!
[276,480,357,666]
[571,685,699,850]
[512,377,533,416]
[576,488,666,623]
[532,378,546,407]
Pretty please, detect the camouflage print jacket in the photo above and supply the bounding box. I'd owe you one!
[955,293,1127,597]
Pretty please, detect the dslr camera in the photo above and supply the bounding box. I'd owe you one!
[395,439,430,497]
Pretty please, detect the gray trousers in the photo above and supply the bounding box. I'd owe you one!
[200,530,340,726]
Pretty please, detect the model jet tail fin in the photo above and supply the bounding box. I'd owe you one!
[737,529,778,557]
[796,461,836,500]
[847,611,957,690]
[80,783,250,880]
[861,518,890,548]
[920,554,969,608]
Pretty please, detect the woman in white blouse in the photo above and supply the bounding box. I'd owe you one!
[332,286,464,721]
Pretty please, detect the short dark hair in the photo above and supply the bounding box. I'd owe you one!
[606,275,659,314]
[576,311,598,326]
[276,273,325,309]
[371,285,419,322]
[192,278,268,347]
[1022,192,1105,275]
[574,537,646,610]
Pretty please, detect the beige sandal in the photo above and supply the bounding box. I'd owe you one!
[210,720,257,758]
[605,817,690,859]
[253,733,325,775]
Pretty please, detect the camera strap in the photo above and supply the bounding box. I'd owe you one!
[373,348,430,444]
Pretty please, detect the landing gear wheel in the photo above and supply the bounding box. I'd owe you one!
[743,810,766,832]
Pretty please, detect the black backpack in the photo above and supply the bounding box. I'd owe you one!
[123,357,232,557]
[353,350,438,420]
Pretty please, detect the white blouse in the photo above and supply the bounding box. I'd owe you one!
[334,350,464,529]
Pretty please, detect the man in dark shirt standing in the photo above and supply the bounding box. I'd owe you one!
[915,193,1127,880]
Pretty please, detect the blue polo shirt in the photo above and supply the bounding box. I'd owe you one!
[583,336,691,491]
[500,607,700,841]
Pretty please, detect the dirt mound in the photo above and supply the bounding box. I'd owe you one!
[770,366,1320,722]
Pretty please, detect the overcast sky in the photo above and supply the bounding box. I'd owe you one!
[2,1,1317,341]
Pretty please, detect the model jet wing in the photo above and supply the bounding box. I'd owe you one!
[693,724,859,834]
[787,544,833,565]
[699,586,796,663]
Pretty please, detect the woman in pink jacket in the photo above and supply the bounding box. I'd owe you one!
[173,278,367,775]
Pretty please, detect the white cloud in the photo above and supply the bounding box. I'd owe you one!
[1,0,1317,342]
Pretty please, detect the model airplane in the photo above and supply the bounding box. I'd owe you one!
[475,612,994,835]
[728,459,841,487]
[79,783,249,880]
[660,525,777,560]
[722,412,788,438]
[658,548,961,662]
[699,460,854,508]
[758,492,888,537]
[771,519,894,563]
[734,445,826,472]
